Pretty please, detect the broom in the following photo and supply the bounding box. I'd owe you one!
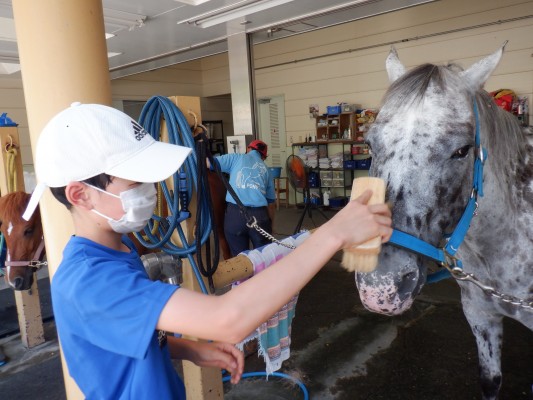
[340,177,386,273]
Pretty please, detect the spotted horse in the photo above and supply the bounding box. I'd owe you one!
[355,43,533,400]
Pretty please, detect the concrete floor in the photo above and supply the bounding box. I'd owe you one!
[1,205,532,399]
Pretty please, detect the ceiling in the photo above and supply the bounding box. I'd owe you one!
[0,0,436,79]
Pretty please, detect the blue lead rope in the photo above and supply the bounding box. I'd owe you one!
[387,99,485,282]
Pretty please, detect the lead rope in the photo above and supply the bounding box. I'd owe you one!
[0,233,5,277]
[5,135,18,193]
[193,127,220,293]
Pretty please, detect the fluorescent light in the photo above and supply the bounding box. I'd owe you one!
[103,8,146,31]
[174,0,213,5]
[0,63,20,74]
[0,17,17,42]
[180,0,295,28]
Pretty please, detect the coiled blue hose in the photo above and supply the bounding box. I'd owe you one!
[222,371,309,400]
[135,96,213,293]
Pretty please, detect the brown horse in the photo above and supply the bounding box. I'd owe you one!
[207,170,231,260]
[0,191,45,290]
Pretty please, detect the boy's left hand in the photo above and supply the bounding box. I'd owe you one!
[189,341,244,384]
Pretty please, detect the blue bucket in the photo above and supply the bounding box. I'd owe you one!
[269,167,282,178]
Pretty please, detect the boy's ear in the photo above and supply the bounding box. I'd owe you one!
[65,182,93,210]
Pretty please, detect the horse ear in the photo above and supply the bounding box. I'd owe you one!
[386,46,406,83]
[459,41,507,90]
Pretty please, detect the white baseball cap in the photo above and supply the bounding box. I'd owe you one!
[23,102,192,220]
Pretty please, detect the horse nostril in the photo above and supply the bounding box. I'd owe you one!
[12,277,24,290]
[397,270,421,298]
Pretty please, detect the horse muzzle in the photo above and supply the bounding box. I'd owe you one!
[355,247,425,315]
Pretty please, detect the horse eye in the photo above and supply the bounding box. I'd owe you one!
[24,227,34,236]
[451,145,472,159]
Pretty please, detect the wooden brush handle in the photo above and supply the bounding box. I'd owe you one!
[349,177,386,251]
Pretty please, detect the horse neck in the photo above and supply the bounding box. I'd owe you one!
[469,143,532,243]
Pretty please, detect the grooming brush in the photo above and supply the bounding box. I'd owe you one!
[341,177,386,273]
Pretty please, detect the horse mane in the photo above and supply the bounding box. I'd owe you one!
[383,62,528,182]
[0,191,31,223]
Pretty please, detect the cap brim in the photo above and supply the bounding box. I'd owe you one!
[107,141,192,183]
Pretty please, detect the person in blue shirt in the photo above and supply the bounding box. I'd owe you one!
[214,140,276,256]
[24,103,392,399]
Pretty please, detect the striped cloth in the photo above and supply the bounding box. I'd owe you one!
[234,231,311,375]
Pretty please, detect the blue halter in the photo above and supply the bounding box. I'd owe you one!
[386,100,486,283]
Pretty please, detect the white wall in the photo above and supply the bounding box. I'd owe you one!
[253,0,533,145]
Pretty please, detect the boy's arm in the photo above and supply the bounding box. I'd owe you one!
[158,191,391,344]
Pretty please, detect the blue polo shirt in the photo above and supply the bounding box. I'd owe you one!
[215,150,276,207]
[52,236,185,400]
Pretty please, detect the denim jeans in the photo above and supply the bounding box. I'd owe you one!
[224,203,272,257]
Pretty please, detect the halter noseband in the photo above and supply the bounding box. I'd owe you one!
[386,100,486,282]
[1,237,47,275]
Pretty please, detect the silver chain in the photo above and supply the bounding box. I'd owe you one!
[246,216,296,249]
[445,265,533,311]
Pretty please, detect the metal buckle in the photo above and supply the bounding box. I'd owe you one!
[441,249,462,274]
[28,260,47,270]
[246,216,258,229]
[475,146,484,163]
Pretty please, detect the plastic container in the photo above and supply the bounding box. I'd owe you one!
[0,113,18,127]
[329,197,347,208]
[327,105,342,114]
[343,160,357,169]
[268,167,282,178]
[357,158,372,170]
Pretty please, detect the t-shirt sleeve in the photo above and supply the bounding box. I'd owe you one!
[215,154,239,174]
[71,260,178,359]
[265,171,276,202]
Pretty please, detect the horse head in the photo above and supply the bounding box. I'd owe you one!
[355,44,508,315]
[0,191,45,290]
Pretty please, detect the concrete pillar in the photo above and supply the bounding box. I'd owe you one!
[12,0,112,398]
[227,30,256,137]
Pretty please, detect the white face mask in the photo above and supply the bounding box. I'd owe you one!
[87,182,157,234]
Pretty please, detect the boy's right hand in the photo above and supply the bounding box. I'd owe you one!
[324,190,392,250]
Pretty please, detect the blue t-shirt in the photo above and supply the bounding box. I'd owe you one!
[215,150,276,207]
[51,236,185,400]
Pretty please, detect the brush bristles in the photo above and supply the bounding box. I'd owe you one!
[340,177,386,273]
[341,250,379,273]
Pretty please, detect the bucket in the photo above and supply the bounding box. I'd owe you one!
[269,167,282,178]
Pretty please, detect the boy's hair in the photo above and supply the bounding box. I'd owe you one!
[50,173,113,210]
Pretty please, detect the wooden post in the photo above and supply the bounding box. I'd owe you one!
[0,127,45,348]
[12,0,112,398]
[164,96,224,399]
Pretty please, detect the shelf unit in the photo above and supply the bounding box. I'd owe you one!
[291,140,372,206]
[315,112,356,141]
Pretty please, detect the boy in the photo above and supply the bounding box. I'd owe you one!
[24,102,392,399]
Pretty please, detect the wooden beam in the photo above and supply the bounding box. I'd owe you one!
[165,96,223,399]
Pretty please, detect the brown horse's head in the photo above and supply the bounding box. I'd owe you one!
[0,191,45,290]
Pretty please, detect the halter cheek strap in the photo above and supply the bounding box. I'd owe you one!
[387,100,486,283]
